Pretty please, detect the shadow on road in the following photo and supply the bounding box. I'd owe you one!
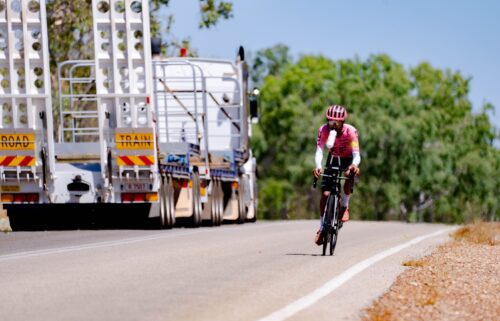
[5,203,157,231]
[286,253,326,257]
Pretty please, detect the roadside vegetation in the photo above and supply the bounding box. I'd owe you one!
[364,222,500,321]
[452,221,500,245]
[251,45,499,223]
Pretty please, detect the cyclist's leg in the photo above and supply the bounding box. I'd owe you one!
[340,157,354,222]
[315,191,330,245]
[315,173,332,245]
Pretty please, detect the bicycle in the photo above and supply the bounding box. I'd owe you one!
[313,156,355,256]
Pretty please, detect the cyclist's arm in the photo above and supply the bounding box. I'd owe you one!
[315,125,329,169]
[350,127,361,167]
[347,129,361,176]
[352,150,361,166]
[315,146,323,169]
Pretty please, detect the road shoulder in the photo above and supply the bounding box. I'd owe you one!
[363,222,500,321]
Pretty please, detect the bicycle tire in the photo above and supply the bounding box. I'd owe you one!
[322,229,328,256]
[329,229,336,255]
[322,195,336,256]
[330,197,341,255]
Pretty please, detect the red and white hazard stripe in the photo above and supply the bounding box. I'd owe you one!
[0,156,36,166]
[117,155,154,166]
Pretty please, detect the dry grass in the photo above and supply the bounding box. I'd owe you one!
[452,222,500,245]
[368,309,392,321]
[419,285,439,306]
[402,258,426,268]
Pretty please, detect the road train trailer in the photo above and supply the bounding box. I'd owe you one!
[0,0,258,228]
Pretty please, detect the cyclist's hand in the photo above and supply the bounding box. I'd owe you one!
[313,168,322,178]
[345,164,360,177]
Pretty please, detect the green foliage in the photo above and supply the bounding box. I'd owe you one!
[252,47,499,223]
[252,44,292,86]
[199,0,233,28]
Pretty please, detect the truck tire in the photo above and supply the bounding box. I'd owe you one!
[237,181,246,224]
[217,180,224,225]
[159,175,171,229]
[166,174,176,227]
[190,172,202,227]
[210,180,221,226]
[215,180,224,225]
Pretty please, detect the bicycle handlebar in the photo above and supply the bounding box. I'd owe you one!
[312,169,356,191]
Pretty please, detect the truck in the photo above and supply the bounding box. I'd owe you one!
[151,50,259,224]
[0,0,258,228]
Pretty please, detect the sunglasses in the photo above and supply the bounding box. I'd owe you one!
[328,120,342,127]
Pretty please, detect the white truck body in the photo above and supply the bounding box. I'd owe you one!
[50,0,159,208]
[154,56,257,223]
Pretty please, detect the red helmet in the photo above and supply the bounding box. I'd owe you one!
[326,105,347,121]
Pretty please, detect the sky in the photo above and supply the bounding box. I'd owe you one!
[161,0,500,130]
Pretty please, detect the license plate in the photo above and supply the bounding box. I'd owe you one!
[1,185,20,192]
[0,133,35,150]
[116,132,154,150]
[122,183,150,191]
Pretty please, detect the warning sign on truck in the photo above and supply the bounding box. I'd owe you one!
[0,134,35,150]
[115,133,154,150]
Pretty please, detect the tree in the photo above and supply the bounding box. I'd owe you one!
[252,48,499,223]
[251,44,292,86]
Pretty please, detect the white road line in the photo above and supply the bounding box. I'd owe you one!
[257,228,453,321]
[0,222,289,262]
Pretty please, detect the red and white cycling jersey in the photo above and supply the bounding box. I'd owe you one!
[316,123,360,158]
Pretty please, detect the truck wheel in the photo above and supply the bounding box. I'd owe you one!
[159,175,169,229]
[210,180,221,226]
[166,175,176,227]
[190,172,202,227]
[216,180,224,226]
[237,182,246,224]
[216,180,224,224]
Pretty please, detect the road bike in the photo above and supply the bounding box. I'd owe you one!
[313,156,355,256]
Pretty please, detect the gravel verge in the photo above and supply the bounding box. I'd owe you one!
[363,222,500,321]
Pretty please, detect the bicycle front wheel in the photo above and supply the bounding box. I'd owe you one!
[322,228,329,256]
[329,198,341,255]
[330,227,338,255]
[322,194,336,256]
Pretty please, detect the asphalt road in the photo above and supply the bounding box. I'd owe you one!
[0,221,453,321]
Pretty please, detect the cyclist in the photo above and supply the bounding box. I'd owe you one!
[313,105,361,245]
